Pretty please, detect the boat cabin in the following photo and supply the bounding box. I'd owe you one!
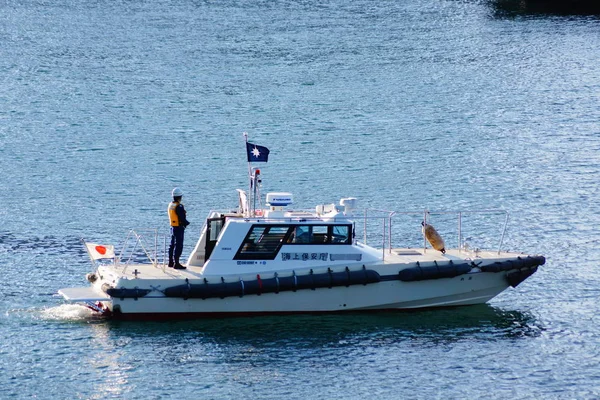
[186,191,376,275]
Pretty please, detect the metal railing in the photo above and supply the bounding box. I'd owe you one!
[360,208,510,260]
[111,209,510,268]
[117,228,169,272]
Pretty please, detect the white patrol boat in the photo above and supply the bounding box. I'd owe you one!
[58,144,544,320]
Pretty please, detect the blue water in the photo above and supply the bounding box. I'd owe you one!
[2,0,600,398]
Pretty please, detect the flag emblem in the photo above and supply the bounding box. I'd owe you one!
[95,245,108,255]
[246,142,270,162]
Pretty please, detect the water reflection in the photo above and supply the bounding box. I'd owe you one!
[31,303,545,393]
[86,323,132,399]
[98,305,544,347]
[38,307,133,399]
[489,0,600,17]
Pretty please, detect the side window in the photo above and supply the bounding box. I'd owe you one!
[311,226,329,244]
[288,226,310,243]
[285,225,352,245]
[209,219,224,241]
[235,225,291,260]
[331,225,350,244]
[258,226,289,252]
[244,226,266,250]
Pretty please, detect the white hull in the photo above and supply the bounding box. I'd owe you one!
[107,278,508,317]
[59,249,540,320]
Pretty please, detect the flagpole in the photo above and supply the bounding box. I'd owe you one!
[81,238,98,269]
[243,132,253,217]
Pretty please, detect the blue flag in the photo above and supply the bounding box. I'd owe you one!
[246,142,270,162]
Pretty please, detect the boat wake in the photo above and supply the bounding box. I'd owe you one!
[40,304,96,321]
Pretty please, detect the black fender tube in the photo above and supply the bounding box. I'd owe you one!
[103,286,151,299]
[163,268,382,299]
[480,256,545,273]
[398,261,472,282]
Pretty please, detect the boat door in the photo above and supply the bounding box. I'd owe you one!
[204,216,226,262]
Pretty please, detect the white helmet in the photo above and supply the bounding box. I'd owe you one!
[172,187,183,197]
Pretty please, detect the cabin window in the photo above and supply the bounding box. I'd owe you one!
[289,226,310,243]
[209,219,223,241]
[311,226,329,243]
[235,223,353,261]
[204,216,226,262]
[234,225,292,260]
[331,225,350,244]
[286,225,352,245]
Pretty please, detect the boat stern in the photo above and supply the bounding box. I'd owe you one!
[57,285,112,315]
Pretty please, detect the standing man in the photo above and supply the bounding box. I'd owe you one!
[168,187,190,269]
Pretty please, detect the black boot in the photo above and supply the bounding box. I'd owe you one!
[174,262,186,270]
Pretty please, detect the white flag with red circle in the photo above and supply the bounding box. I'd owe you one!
[85,243,115,260]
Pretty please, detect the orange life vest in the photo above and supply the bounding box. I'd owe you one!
[168,201,181,227]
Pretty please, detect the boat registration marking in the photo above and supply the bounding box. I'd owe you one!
[281,252,328,261]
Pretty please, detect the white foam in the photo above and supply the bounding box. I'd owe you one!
[41,304,96,321]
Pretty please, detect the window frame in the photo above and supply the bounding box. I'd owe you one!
[234,223,353,260]
[234,224,293,260]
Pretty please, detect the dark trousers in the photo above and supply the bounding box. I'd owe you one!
[168,226,185,265]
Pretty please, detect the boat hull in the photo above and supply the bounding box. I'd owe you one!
[61,249,544,320]
[100,270,513,320]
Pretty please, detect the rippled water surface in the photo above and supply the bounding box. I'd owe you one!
[2,0,600,398]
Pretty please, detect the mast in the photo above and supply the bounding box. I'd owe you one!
[243,133,269,217]
[243,132,252,217]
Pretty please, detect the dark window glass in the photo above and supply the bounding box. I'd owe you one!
[331,225,350,244]
[235,224,352,260]
[286,225,352,245]
[311,226,329,244]
[209,219,223,241]
[235,225,292,260]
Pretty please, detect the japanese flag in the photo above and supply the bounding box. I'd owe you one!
[86,243,115,260]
